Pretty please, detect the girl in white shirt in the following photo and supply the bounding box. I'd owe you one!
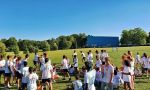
[122,60,132,90]
[27,67,38,90]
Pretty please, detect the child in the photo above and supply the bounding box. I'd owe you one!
[94,67,102,90]
[21,62,29,90]
[40,58,53,90]
[122,60,132,90]
[0,55,5,84]
[73,55,78,74]
[134,67,142,77]
[95,56,102,69]
[69,65,74,76]
[4,55,13,88]
[112,68,124,89]
[27,67,38,90]
[72,75,83,90]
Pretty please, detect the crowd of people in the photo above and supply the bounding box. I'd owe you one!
[0,49,149,90]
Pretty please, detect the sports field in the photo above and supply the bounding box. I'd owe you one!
[1,46,150,90]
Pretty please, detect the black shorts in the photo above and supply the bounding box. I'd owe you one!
[5,73,11,77]
[102,61,105,65]
[0,70,4,75]
[22,83,27,89]
[33,61,38,66]
[15,71,22,79]
[63,69,68,72]
[42,78,52,83]
[142,68,148,73]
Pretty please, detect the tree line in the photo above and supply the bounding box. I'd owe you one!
[0,28,150,55]
[0,33,87,55]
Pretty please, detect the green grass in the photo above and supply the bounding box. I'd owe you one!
[2,46,150,90]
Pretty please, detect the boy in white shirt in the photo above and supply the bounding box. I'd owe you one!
[95,56,102,69]
[80,51,86,62]
[135,52,141,65]
[94,67,102,90]
[20,54,29,73]
[84,61,96,90]
[40,58,53,90]
[73,55,78,74]
[27,67,38,90]
[141,53,149,77]
[0,55,5,84]
[73,75,83,90]
[61,55,71,81]
[73,50,77,58]
[33,53,39,67]
[21,62,29,90]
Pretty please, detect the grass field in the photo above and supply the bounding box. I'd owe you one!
[1,46,150,90]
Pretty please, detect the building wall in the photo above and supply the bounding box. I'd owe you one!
[86,36,119,47]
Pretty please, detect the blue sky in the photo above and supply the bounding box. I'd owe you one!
[0,0,150,40]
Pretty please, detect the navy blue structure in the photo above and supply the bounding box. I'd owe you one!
[86,36,119,47]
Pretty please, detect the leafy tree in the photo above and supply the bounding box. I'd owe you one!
[120,28,147,45]
[41,41,50,51]
[147,32,150,44]
[0,41,6,56]
[51,43,58,50]
[6,37,19,54]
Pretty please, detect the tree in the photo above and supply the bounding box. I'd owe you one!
[147,32,150,44]
[120,30,131,45]
[6,37,19,54]
[0,41,6,56]
[120,28,147,45]
[51,43,58,50]
[41,41,50,51]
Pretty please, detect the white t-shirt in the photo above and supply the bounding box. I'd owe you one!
[73,58,78,67]
[101,52,109,62]
[95,71,102,82]
[102,65,114,83]
[0,59,5,71]
[135,55,141,63]
[73,80,83,90]
[96,60,102,68]
[87,53,93,62]
[112,75,124,86]
[5,60,13,73]
[141,57,149,68]
[41,63,53,79]
[84,69,96,90]
[22,67,29,83]
[20,59,27,73]
[73,52,77,57]
[61,59,69,69]
[122,66,131,82]
[34,54,39,61]
[27,73,38,90]
[81,52,86,58]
